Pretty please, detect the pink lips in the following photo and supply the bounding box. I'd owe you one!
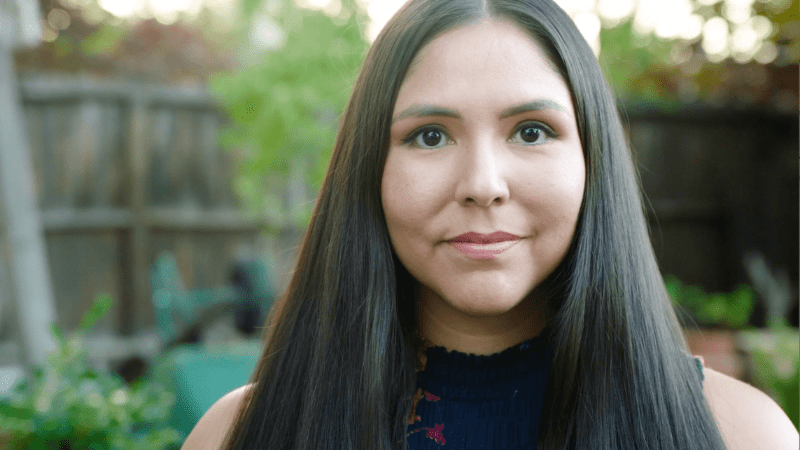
[449,231,521,244]
[448,232,521,260]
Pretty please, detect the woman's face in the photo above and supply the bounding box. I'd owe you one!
[381,19,585,322]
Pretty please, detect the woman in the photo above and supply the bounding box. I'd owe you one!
[183,0,798,449]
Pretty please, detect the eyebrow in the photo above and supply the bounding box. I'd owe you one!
[391,99,567,125]
[392,105,460,124]
[499,100,567,118]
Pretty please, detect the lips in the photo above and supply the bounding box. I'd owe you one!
[448,231,521,244]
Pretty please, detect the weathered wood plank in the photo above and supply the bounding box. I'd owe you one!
[40,207,135,230]
[145,208,269,231]
[19,76,219,110]
[90,100,124,207]
[0,48,57,368]
[40,207,273,232]
[173,109,195,206]
[198,113,220,206]
[123,96,150,335]
[45,232,122,333]
[149,107,176,205]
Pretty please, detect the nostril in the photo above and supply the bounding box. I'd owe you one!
[464,196,504,206]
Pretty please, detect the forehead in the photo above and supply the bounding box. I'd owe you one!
[395,18,574,116]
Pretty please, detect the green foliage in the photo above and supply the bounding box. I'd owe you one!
[209,4,368,231]
[599,21,680,109]
[664,275,756,329]
[739,328,800,428]
[0,296,182,450]
[597,0,798,108]
[81,24,125,56]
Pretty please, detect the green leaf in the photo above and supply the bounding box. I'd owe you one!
[50,323,66,349]
[0,402,35,422]
[77,295,114,334]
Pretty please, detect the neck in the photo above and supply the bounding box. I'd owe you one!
[416,287,550,356]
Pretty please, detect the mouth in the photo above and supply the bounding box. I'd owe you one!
[448,231,521,244]
[449,240,519,260]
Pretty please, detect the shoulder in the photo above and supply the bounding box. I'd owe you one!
[702,367,799,450]
[180,384,253,450]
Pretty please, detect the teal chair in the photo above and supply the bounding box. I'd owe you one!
[151,341,261,438]
[149,252,273,438]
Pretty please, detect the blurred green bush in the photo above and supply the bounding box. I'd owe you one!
[209,1,368,232]
[664,274,756,329]
[739,327,799,429]
[0,296,182,450]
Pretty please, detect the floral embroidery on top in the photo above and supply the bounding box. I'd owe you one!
[407,388,442,423]
[408,388,424,425]
[424,392,440,401]
[407,388,447,445]
[424,423,447,445]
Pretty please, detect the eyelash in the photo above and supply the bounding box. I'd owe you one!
[401,121,557,149]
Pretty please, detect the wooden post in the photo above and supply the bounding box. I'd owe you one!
[0,0,57,369]
[121,91,151,335]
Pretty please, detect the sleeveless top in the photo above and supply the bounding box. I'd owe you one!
[405,333,705,450]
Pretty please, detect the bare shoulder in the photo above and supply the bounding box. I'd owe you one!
[180,384,253,450]
[703,367,799,450]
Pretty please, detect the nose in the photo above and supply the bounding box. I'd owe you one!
[454,138,510,207]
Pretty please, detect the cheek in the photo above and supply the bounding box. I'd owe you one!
[382,163,421,258]
[381,154,446,227]
[517,163,585,212]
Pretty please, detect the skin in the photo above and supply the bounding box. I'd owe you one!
[381,19,585,356]
[181,18,799,450]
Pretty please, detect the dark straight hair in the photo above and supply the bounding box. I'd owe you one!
[221,0,728,448]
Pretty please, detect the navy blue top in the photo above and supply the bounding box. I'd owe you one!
[404,333,706,450]
[405,333,553,450]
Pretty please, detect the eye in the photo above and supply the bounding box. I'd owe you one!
[510,122,555,145]
[402,126,453,149]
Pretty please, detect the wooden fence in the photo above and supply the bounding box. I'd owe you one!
[0,76,796,365]
[627,105,798,321]
[0,76,296,352]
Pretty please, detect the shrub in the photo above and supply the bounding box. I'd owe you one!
[0,295,182,450]
[739,327,800,429]
[664,275,756,329]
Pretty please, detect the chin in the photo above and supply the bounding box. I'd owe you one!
[445,292,529,317]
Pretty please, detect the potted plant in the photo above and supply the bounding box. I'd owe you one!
[0,295,183,449]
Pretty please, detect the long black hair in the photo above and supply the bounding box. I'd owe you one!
[221,0,728,448]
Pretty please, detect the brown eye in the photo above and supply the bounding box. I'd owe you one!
[511,122,554,145]
[403,127,452,149]
[520,126,542,143]
[422,129,442,146]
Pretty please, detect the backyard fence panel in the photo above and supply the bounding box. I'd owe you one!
[629,109,798,313]
[0,76,267,348]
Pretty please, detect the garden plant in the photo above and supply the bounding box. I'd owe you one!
[0,295,182,450]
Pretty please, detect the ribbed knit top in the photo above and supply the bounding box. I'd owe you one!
[405,332,553,450]
[404,333,706,450]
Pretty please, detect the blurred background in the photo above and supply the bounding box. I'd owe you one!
[0,0,797,447]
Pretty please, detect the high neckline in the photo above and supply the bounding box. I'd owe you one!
[416,330,553,401]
